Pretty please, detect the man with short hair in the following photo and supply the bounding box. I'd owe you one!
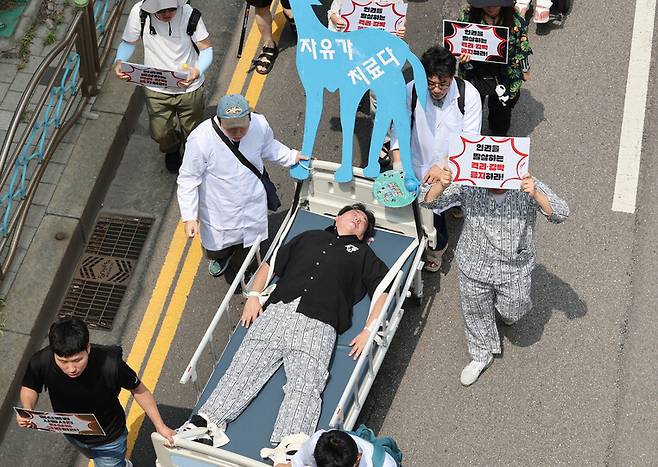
[390,45,482,272]
[182,204,389,444]
[16,318,175,467]
[177,93,308,280]
[278,429,397,467]
[114,0,213,173]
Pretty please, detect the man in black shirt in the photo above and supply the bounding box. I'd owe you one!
[17,318,175,467]
[191,204,389,445]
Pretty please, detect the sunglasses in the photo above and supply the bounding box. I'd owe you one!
[157,7,177,13]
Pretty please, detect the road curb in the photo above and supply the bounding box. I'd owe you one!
[0,80,144,443]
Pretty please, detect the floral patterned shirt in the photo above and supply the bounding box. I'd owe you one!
[457,7,533,98]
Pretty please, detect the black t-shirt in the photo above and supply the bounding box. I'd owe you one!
[267,227,389,333]
[22,344,141,445]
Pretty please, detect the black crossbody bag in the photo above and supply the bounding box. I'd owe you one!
[211,118,281,212]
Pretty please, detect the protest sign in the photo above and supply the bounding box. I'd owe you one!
[14,407,105,435]
[443,20,508,64]
[340,0,407,33]
[119,62,189,92]
[448,134,529,190]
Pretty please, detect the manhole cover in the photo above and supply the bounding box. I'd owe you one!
[58,214,153,329]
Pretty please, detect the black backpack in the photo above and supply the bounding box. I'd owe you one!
[39,344,123,395]
[139,1,202,55]
[410,76,466,130]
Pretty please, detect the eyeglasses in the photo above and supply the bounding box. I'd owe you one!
[157,7,177,14]
[427,77,452,90]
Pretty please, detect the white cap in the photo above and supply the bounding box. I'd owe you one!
[140,0,186,14]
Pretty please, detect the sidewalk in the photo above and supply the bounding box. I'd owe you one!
[0,0,243,463]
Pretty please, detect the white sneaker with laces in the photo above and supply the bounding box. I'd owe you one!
[460,355,493,386]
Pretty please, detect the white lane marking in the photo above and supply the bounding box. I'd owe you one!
[612,0,657,213]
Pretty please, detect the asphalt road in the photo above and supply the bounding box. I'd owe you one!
[3,0,656,465]
[125,0,658,465]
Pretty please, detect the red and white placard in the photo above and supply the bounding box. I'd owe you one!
[448,134,530,190]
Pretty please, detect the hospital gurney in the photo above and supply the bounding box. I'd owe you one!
[152,161,427,466]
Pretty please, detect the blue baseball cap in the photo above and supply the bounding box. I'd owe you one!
[217,94,251,129]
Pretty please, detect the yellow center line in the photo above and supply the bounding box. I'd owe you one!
[125,236,204,454]
[228,1,282,96]
[118,223,187,407]
[86,225,188,467]
[245,6,286,107]
[110,2,288,460]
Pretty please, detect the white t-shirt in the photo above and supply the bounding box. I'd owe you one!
[122,1,209,94]
[291,430,397,467]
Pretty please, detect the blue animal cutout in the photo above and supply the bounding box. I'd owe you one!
[288,0,427,185]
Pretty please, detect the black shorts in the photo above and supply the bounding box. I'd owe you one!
[246,0,290,9]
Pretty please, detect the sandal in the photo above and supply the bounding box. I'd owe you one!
[250,43,279,75]
[423,249,443,273]
[423,259,441,273]
[533,6,550,23]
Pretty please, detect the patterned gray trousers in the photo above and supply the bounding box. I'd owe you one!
[199,298,336,443]
[458,271,532,361]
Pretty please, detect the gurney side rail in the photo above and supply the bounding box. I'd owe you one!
[179,235,263,387]
[330,235,426,429]
[152,432,266,467]
[180,204,301,391]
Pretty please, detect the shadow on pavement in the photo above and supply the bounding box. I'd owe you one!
[356,210,465,432]
[503,263,588,348]
[511,88,545,137]
[356,278,438,433]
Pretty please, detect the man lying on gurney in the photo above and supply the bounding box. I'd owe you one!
[179,203,389,446]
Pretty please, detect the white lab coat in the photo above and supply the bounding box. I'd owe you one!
[177,114,297,251]
[390,78,482,214]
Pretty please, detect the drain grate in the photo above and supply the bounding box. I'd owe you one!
[59,214,153,329]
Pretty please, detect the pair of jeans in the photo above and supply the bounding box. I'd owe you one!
[66,428,128,467]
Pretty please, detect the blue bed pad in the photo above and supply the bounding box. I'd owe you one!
[193,209,416,461]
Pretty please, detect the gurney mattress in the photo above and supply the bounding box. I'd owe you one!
[193,209,415,460]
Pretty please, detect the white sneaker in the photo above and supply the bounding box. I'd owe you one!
[125,460,133,467]
[460,355,493,386]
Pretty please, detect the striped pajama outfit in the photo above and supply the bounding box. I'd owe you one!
[459,271,532,360]
[198,298,336,443]
[421,179,569,361]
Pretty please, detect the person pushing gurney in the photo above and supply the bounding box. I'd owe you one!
[180,204,390,446]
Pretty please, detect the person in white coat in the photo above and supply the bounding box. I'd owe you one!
[177,94,308,279]
[389,45,482,272]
